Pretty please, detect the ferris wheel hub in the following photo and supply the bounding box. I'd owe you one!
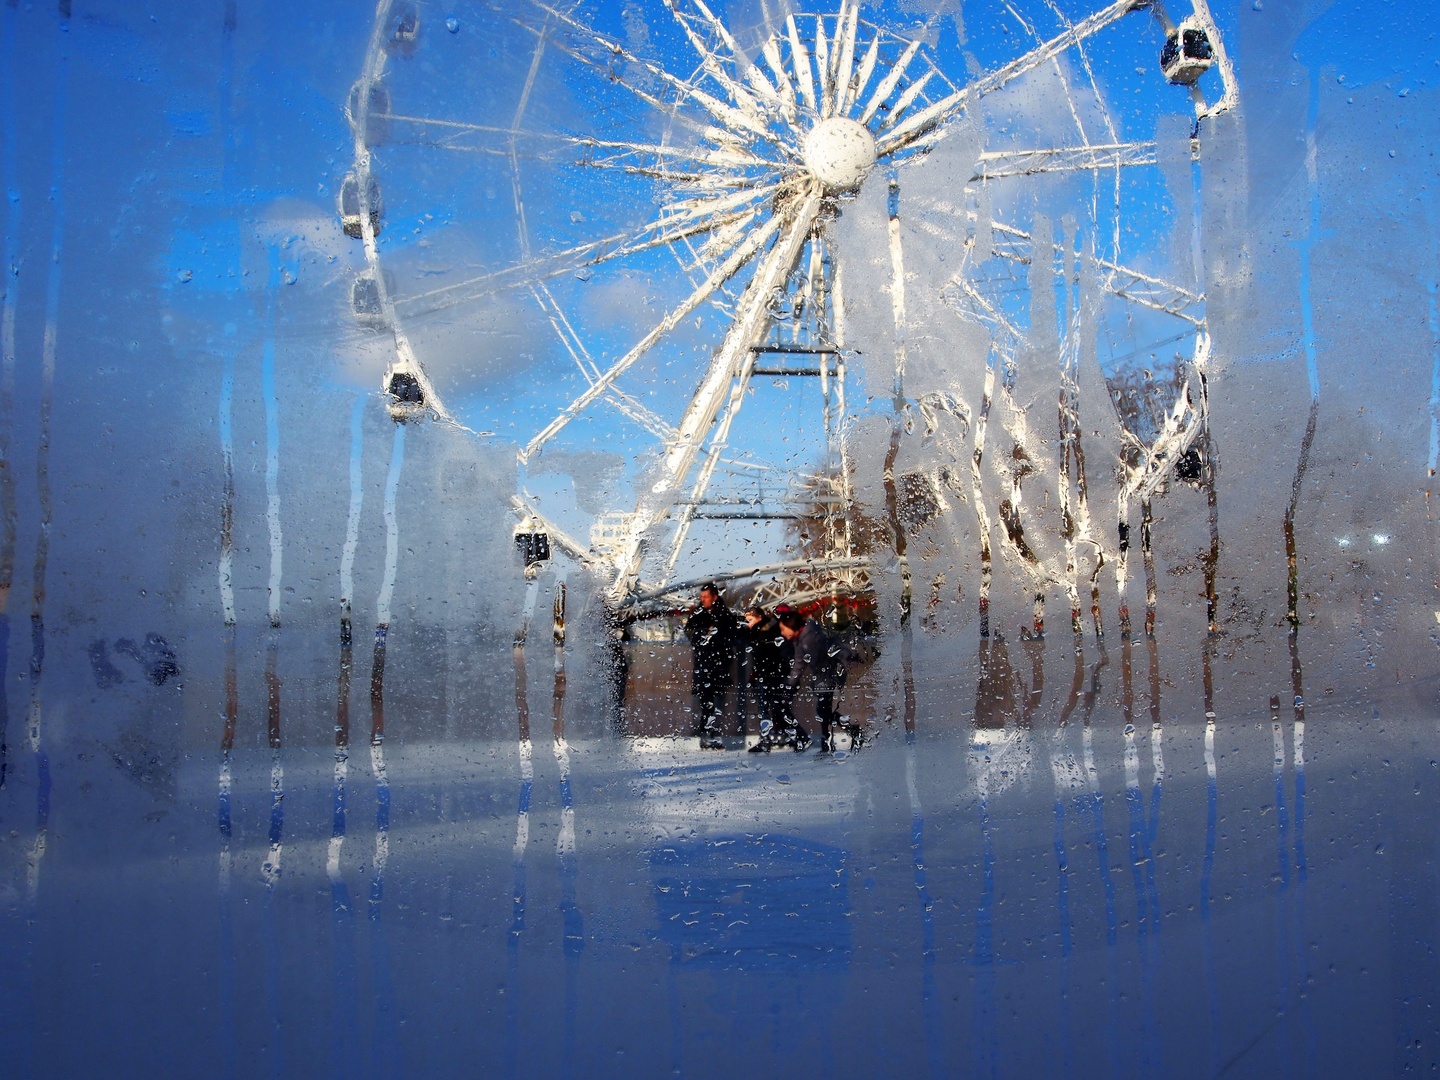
[802,117,876,193]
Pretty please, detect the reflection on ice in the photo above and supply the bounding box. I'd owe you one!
[651,835,850,969]
[6,618,1437,1076]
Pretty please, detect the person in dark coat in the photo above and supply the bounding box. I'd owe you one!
[777,607,845,752]
[685,583,738,748]
[601,612,629,730]
[742,605,805,752]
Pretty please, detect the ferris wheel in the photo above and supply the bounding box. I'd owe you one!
[338,0,1236,621]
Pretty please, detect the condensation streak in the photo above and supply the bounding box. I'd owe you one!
[262,249,283,628]
[24,2,69,911]
[340,394,366,616]
[215,11,239,1074]
[1428,281,1439,480]
[377,423,404,628]
[0,0,20,786]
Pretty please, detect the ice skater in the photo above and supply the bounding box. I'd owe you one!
[777,606,859,753]
[685,583,738,749]
[743,604,807,752]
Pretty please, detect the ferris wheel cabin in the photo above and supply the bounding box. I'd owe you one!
[338,170,384,238]
[346,81,391,147]
[1160,18,1214,85]
[514,523,551,578]
[351,268,395,327]
[389,4,419,54]
[385,369,426,422]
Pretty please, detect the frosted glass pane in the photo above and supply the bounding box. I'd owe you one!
[1,0,1437,1075]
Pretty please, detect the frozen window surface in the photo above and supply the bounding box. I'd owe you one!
[0,0,1437,1075]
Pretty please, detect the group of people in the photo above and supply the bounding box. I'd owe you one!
[685,583,856,754]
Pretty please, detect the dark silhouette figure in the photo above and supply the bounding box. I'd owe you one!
[685,584,738,748]
[742,605,802,752]
[601,613,629,728]
[778,607,854,753]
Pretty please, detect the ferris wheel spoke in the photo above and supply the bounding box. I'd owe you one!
[660,184,779,233]
[522,208,786,464]
[573,146,759,179]
[396,204,766,317]
[685,0,742,57]
[664,232,732,315]
[875,0,1147,158]
[857,36,921,126]
[660,190,821,487]
[972,142,1155,180]
[535,272,681,440]
[531,284,606,378]
[530,282,593,370]
[386,123,512,154]
[522,0,780,147]
[812,11,832,115]
[1103,269,1205,325]
[607,387,680,442]
[672,230,745,314]
[673,0,794,117]
[739,56,788,119]
[570,159,724,187]
[757,35,798,118]
[660,0,770,121]
[668,238,713,298]
[599,203,760,266]
[942,276,1025,352]
[663,178,779,216]
[784,15,818,114]
[840,29,879,117]
[374,112,768,170]
[504,15,715,141]
[739,45,790,120]
[674,228,746,311]
[875,69,936,134]
[831,1,860,118]
[662,7,746,104]
[658,219,765,275]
